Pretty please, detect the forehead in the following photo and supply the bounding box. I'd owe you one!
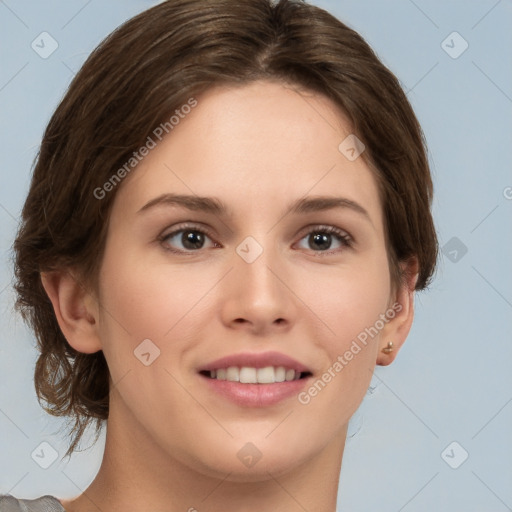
[111,80,383,228]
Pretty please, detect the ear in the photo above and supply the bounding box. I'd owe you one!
[376,257,419,366]
[40,270,102,354]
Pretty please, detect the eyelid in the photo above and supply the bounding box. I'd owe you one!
[160,222,215,240]
[296,223,351,240]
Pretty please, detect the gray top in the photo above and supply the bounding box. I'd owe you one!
[0,495,65,512]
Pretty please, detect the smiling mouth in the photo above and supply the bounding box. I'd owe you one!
[199,366,313,384]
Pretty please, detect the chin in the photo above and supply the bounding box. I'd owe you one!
[176,435,316,482]
[202,453,312,483]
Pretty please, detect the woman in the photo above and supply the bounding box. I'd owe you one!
[3,0,437,510]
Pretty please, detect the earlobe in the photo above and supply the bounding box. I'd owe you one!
[40,271,102,354]
[376,258,419,366]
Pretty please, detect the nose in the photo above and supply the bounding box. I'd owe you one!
[219,237,296,335]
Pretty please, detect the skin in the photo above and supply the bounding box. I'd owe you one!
[42,80,418,512]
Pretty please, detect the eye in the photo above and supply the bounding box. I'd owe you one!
[159,224,219,254]
[158,223,352,255]
[295,225,352,254]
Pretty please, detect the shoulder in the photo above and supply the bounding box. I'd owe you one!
[0,494,65,511]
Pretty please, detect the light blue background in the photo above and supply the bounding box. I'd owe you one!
[1,1,511,510]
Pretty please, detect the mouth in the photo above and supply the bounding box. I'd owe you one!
[197,351,314,407]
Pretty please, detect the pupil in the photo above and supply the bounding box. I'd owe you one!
[311,233,331,250]
[183,231,204,250]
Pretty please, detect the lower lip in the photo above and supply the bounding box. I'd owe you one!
[199,374,311,407]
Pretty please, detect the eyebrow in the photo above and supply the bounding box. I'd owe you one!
[137,193,372,223]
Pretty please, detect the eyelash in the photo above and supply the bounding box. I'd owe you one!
[158,223,353,256]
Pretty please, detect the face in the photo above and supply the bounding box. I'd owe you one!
[94,80,397,479]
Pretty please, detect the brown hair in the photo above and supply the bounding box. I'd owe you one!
[13,0,438,457]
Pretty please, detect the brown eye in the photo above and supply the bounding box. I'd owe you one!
[296,226,352,254]
[159,225,217,254]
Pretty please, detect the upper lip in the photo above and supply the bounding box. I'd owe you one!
[199,351,312,374]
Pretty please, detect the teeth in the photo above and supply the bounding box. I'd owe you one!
[226,367,239,381]
[208,366,304,384]
[286,369,296,381]
[240,367,257,383]
[275,366,286,382]
[256,366,275,384]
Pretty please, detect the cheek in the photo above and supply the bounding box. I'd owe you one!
[95,248,228,398]
[97,231,391,365]
[295,250,390,407]
[94,250,206,418]
[97,248,212,343]
[301,250,391,343]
